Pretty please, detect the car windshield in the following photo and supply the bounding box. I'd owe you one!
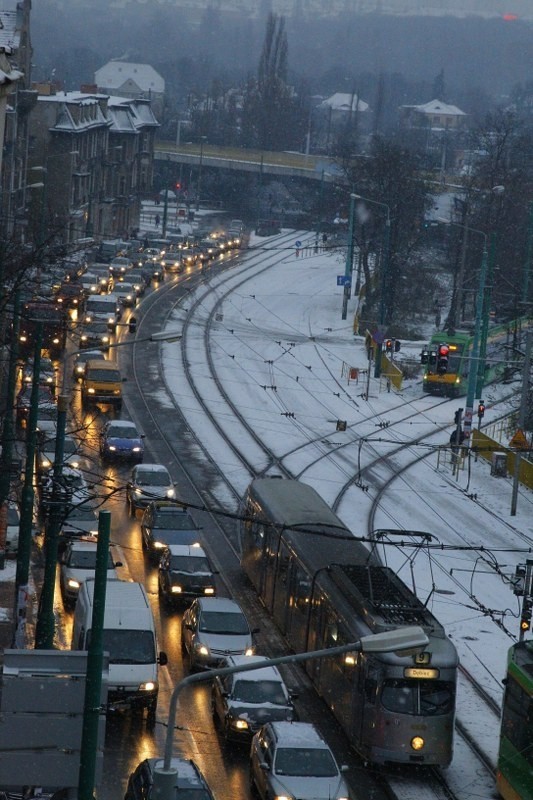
[136,471,171,487]
[7,507,19,525]
[65,505,96,522]
[199,611,249,635]
[67,551,114,569]
[232,679,287,705]
[170,555,210,573]
[108,425,138,438]
[87,369,120,381]
[87,629,155,664]
[274,747,338,777]
[154,511,195,530]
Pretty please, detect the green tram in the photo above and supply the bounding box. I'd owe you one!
[422,318,529,397]
[497,641,533,800]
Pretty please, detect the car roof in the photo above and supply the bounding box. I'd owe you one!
[135,463,170,474]
[147,758,207,789]
[197,597,244,614]
[107,420,138,430]
[226,655,284,681]
[165,543,207,558]
[269,721,329,748]
[76,349,105,360]
[67,539,99,552]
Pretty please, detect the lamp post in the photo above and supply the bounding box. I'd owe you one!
[196,136,207,213]
[350,195,391,378]
[152,626,429,800]
[341,193,356,320]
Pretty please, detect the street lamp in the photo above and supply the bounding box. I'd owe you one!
[196,136,207,213]
[341,193,356,321]
[152,626,428,800]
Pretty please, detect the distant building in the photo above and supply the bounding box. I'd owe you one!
[27,89,159,243]
[399,99,467,131]
[95,61,165,119]
[313,92,371,152]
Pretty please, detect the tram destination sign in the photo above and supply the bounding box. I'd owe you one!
[404,667,440,679]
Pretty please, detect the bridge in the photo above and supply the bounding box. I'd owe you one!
[154,141,343,183]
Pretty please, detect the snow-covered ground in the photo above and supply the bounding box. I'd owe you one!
[159,228,532,796]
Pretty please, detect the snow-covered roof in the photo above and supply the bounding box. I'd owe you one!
[406,99,466,117]
[107,95,159,131]
[0,8,18,52]
[319,92,369,113]
[95,61,164,94]
[37,91,111,132]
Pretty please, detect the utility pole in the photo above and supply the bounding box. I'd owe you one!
[0,291,21,567]
[13,323,42,647]
[341,193,356,321]
[511,329,532,516]
[78,510,111,800]
[35,393,68,648]
[476,232,497,398]
[374,216,391,378]
[462,240,488,442]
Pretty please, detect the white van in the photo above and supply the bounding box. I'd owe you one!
[71,579,167,726]
[84,294,120,332]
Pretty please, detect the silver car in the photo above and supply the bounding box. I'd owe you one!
[181,597,258,671]
[126,463,176,514]
[250,721,350,800]
[60,538,121,606]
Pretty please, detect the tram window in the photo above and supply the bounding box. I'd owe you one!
[293,563,310,611]
[325,615,338,647]
[381,680,454,716]
[502,677,533,762]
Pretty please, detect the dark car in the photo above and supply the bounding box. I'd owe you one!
[158,543,217,606]
[79,320,111,350]
[125,757,215,800]
[16,384,55,427]
[140,501,201,562]
[212,655,297,740]
[100,419,145,462]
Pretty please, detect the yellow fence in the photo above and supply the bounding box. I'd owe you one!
[472,429,533,490]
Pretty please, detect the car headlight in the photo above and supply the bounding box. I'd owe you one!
[244,647,255,656]
[171,585,182,593]
[41,458,51,468]
[67,579,80,590]
[135,488,142,495]
[166,488,175,498]
[273,795,292,800]
[53,338,60,344]
[113,389,120,395]
[139,681,157,692]
[154,540,166,549]
[132,446,141,452]
[20,335,27,342]
[70,460,80,469]
[88,387,95,394]
[108,317,115,324]
[231,717,249,731]
[204,587,215,595]
[102,336,109,343]
[195,643,209,656]
[76,366,84,374]
[108,445,116,451]
[81,336,88,342]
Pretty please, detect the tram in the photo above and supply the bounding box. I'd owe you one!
[422,317,530,397]
[496,640,533,800]
[240,477,458,766]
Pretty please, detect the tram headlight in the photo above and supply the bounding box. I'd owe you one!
[411,736,425,751]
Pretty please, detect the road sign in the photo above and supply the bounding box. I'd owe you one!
[337,275,350,286]
[295,240,302,248]
[510,429,529,450]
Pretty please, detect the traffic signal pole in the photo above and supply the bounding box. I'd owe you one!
[463,244,488,442]
[341,193,356,321]
[511,329,532,516]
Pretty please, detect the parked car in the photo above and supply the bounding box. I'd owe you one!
[126,464,175,514]
[158,543,217,606]
[60,537,121,606]
[3,502,20,554]
[212,655,297,740]
[72,349,106,379]
[141,502,201,562]
[124,757,215,800]
[100,419,145,462]
[16,384,55,427]
[249,721,350,800]
[181,596,258,671]
[22,356,57,392]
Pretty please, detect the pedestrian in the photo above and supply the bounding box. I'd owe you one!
[155,214,160,227]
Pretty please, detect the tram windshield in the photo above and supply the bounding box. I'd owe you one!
[381,679,454,716]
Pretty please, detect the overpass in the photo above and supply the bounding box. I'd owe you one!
[154,141,343,183]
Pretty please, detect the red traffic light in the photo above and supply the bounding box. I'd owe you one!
[385,338,393,352]
[438,344,449,357]
[477,401,486,418]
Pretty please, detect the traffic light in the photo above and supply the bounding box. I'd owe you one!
[437,343,449,374]
[520,598,532,632]
[420,349,429,365]
[385,338,393,353]
[394,339,401,353]
[176,182,181,190]
[477,400,486,419]
[454,408,463,425]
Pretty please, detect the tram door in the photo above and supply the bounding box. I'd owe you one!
[351,657,381,757]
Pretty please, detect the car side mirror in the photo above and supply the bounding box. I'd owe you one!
[114,561,123,568]
[289,690,299,700]
[340,765,349,772]
[158,652,168,666]
[259,762,270,772]
[252,627,260,635]
[141,434,145,439]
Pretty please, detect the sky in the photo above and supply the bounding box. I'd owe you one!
[159,227,533,798]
